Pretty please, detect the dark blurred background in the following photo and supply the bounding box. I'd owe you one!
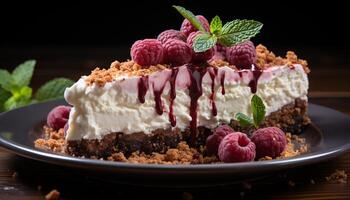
[0,0,349,92]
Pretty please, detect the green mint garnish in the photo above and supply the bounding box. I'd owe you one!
[210,15,222,34]
[251,94,266,127]
[173,5,205,32]
[235,94,266,128]
[35,78,74,102]
[218,19,263,46]
[235,112,254,128]
[0,60,74,112]
[173,6,263,53]
[12,60,35,87]
[193,33,217,53]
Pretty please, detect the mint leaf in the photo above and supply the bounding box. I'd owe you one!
[35,78,74,101]
[12,60,36,87]
[173,5,205,32]
[218,19,263,46]
[193,33,217,53]
[0,87,11,112]
[3,86,32,111]
[251,94,266,128]
[210,15,222,34]
[235,112,254,127]
[0,69,17,92]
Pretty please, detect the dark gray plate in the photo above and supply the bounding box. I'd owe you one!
[1,99,350,186]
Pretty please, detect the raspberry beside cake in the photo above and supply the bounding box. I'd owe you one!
[36,6,311,162]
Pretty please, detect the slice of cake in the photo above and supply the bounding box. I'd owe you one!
[36,6,311,162]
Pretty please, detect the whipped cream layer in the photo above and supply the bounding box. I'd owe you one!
[64,64,308,140]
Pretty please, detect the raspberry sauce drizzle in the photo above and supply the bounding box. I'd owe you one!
[187,65,207,145]
[220,71,226,95]
[168,67,179,127]
[208,67,218,116]
[137,76,148,103]
[248,64,262,93]
[153,83,166,115]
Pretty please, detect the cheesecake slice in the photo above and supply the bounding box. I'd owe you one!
[64,45,310,157]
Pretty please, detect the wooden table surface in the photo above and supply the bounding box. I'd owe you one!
[0,46,350,199]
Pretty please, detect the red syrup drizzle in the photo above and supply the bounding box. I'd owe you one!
[153,83,166,115]
[137,76,148,103]
[220,71,226,95]
[248,64,262,94]
[187,64,208,145]
[168,67,179,127]
[208,67,218,116]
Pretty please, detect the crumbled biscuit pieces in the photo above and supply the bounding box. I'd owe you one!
[45,189,60,200]
[326,170,348,184]
[85,60,168,86]
[256,44,310,73]
[34,126,66,154]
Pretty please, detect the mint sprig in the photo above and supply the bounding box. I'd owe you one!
[193,33,217,53]
[235,94,266,128]
[173,6,205,32]
[173,6,263,53]
[35,78,74,102]
[0,60,74,112]
[219,19,263,46]
[210,15,222,34]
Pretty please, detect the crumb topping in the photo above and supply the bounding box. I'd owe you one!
[255,44,310,73]
[45,189,60,200]
[35,127,309,165]
[326,169,348,184]
[84,44,310,86]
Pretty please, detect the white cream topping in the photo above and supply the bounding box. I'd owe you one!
[64,64,308,140]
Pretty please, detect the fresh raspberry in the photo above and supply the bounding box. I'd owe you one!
[215,43,227,55]
[47,105,71,130]
[180,15,210,37]
[131,39,164,66]
[157,29,186,44]
[206,125,234,155]
[218,132,256,163]
[163,39,192,66]
[251,127,287,159]
[226,41,257,69]
[187,31,214,63]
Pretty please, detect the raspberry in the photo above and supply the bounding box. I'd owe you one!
[218,132,256,163]
[226,41,257,69]
[251,127,287,159]
[47,105,71,130]
[131,39,164,66]
[215,43,227,55]
[157,29,186,44]
[180,15,210,37]
[206,125,234,155]
[163,39,192,66]
[187,31,215,63]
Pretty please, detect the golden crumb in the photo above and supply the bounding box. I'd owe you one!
[326,170,348,184]
[85,60,169,86]
[256,44,310,73]
[34,126,66,154]
[45,189,60,200]
[279,133,309,158]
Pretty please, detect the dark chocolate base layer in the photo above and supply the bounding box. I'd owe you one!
[67,99,310,158]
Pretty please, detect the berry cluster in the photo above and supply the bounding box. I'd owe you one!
[130,15,257,69]
[47,105,71,135]
[206,125,287,163]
